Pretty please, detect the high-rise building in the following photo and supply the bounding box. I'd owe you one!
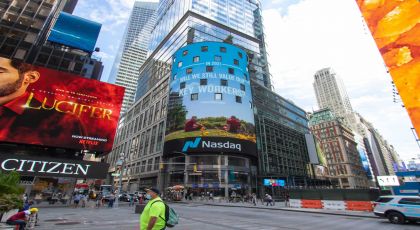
[0,0,103,80]
[309,109,369,188]
[313,68,353,123]
[106,0,312,196]
[108,1,158,114]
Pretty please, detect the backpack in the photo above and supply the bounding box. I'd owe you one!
[151,200,179,228]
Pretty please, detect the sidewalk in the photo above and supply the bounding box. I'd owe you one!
[174,200,376,218]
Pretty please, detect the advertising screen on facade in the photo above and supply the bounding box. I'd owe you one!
[164,42,256,156]
[0,57,125,152]
[48,12,101,52]
[356,0,420,137]
[263,179,285,187]
[0,154,109,179]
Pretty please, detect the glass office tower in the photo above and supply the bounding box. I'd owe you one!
[108,0,312,197]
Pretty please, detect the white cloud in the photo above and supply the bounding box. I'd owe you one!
[263,0,419,161]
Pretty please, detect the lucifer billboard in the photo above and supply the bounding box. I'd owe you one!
[356,0,420,137]
[0,57,124,152]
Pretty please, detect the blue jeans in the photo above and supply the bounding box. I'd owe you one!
[6,220,26,230]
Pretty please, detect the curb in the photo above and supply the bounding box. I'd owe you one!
[173,202,377,219]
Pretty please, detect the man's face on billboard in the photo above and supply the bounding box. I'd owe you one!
[0,57,39,97]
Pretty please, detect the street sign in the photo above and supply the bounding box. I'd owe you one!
[112,173,120,177]
[377,176,400,186]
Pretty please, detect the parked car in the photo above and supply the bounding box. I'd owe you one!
[119,193,138,202]
[374,195,420,224]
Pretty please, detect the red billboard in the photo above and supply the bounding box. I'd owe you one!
[0,57,124,152]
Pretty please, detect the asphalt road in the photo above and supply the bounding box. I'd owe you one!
[33,203,419,230]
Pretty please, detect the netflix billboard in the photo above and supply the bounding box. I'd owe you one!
[0,57,124,152]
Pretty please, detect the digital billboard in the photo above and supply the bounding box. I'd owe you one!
[48,12,101,52]
[263,179,285,187]
[356,0,420,137]
[0,57,124,152]
[163,42,256,156]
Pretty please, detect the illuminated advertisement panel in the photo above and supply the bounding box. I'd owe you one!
[164,42,256,156]
[0,57,124,152]
[48,12,101,52]
[356,0,420,137]
[263,179,285,187]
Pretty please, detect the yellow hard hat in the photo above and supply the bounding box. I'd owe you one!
[29,208,38,213]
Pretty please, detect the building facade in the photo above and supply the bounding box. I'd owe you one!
[309,109,369,188]
[106,0,313,196]
[313,68,353,121]
[0,0,103,80]
[108,1,158,114]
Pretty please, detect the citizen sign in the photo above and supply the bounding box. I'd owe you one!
[0,155,109,179]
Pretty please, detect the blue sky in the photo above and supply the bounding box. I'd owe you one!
[73,0,419,161]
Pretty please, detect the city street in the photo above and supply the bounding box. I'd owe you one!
[34,203,419,230]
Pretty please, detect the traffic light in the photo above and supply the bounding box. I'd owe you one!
[160,163,164,170]
[193,164,198,172]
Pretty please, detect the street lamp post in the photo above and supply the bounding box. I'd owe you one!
[114,152,126,208]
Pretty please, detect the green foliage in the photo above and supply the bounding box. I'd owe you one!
[0,171,24,213]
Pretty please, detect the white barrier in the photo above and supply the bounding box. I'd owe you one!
[289,199,302,208]
[322,200,346,210]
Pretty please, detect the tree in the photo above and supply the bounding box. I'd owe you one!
[0,171,24,213]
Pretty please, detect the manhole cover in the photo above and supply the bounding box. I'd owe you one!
[55,221,81,225]
[44,219,68,222]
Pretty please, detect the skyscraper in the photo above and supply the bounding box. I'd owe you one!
[106,0,312,196]
[108,1,158,114]
[313,67,400,181]
[313,68,353,122]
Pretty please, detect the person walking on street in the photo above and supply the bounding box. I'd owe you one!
[285,193,290,207]
[95,192,103,208]
[129,194,135,207]
[73,193,81,208]
[251,193,257,206]
[265,194,274,206]
[108,193,115,208]
[6,208,38,230]
[81,194,87,208]
[140,188,166,230]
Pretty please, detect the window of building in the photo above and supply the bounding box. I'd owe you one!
[206,66,213,72]
[201,46,208,52]
[214,55,222,62]
[228,68,234,74]
[200,79,207,85]
[238,52,243,58]
[234,59,239,66]
[182,50,188,56]
[178,61,182,67]
[191,93,198,101]
[221,79,228,86]
[154,157,160,171]
[236,96,242,103]
[180,82,186,89]
[240,84,245,91]
[186,68,192,74]
[215,93,223,101]
[147,158,153,172]
[193,56,200,62]
[220,47,226,53]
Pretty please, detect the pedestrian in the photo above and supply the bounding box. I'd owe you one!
[252,193,257,206]
[140,188,166,230]
[285,193,290,207]
[6,208,38,230]
[129,194,135,207]
[209,192,214,202]
[108,193,115,208]
[73,193,81,208]
[81,193,87,208]
[265,194,274,206]
[95,192,103,208]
